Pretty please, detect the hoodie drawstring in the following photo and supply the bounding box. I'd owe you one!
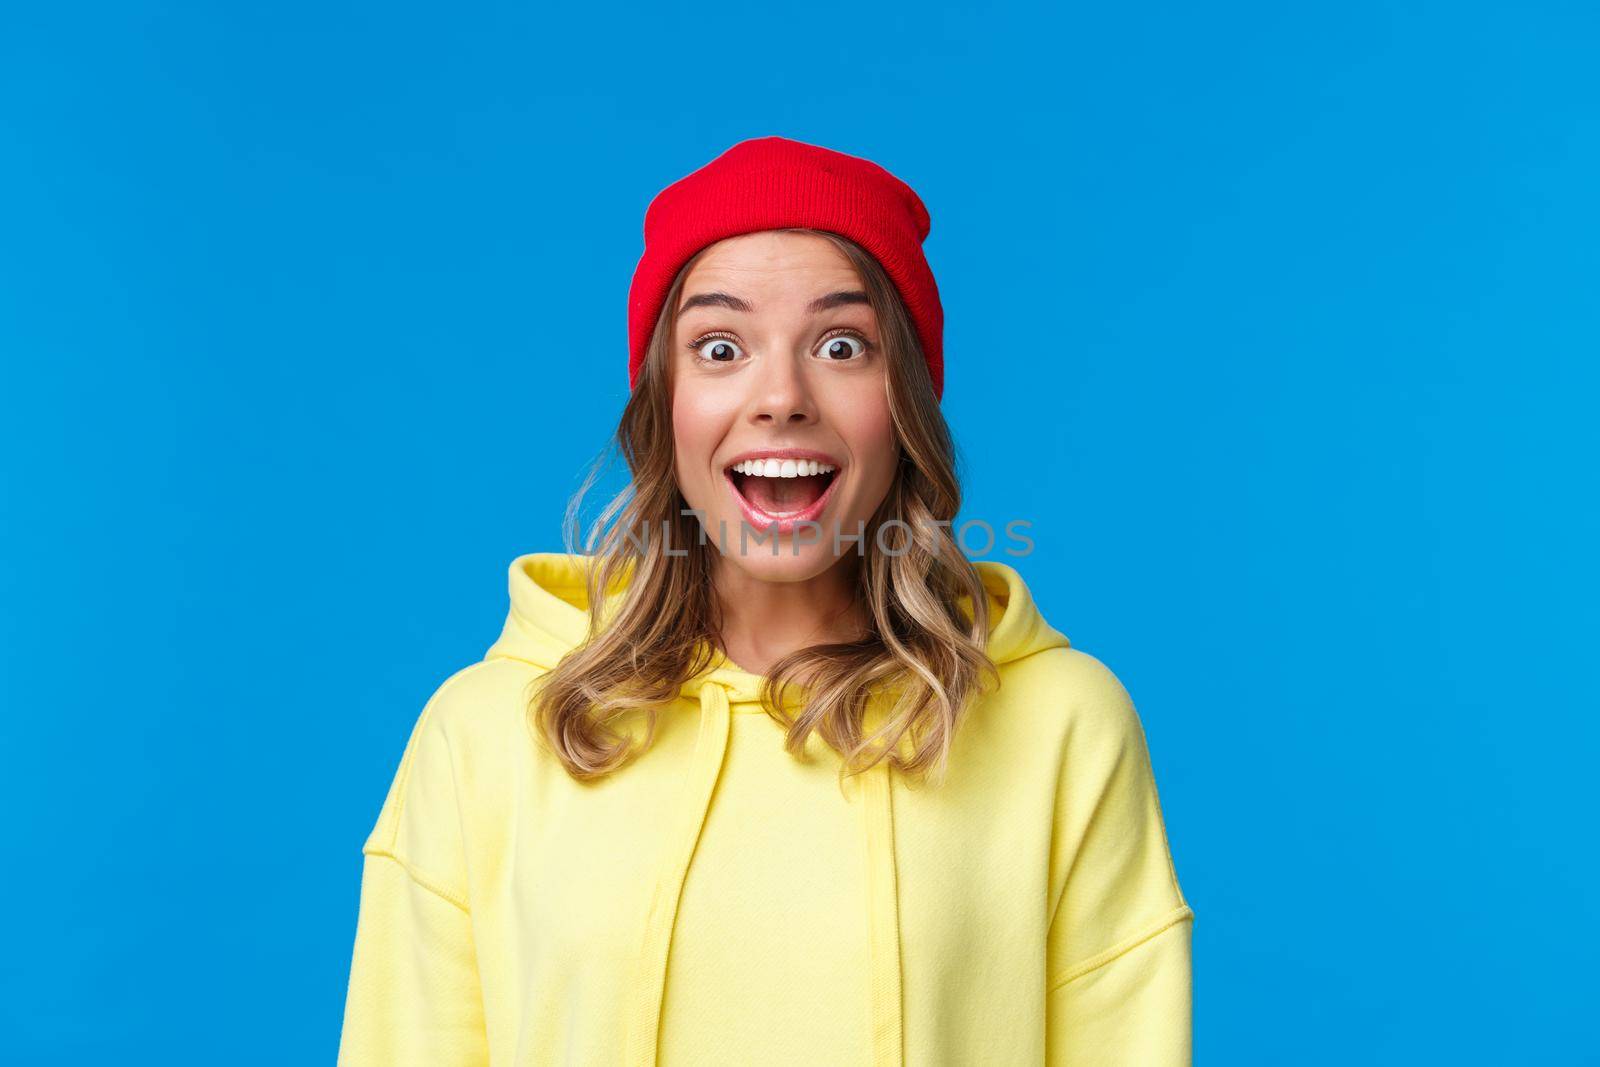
[624,680,733,1067]
[860,747,905,1065]
[623,679,905,1067]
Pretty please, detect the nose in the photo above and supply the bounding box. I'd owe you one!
[748,351,818,427]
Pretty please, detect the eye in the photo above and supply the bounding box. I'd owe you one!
[687,332,745,363]
[817,330,871,361]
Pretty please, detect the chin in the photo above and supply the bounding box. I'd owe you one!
[701,517,852,582]
[730,548,840,583]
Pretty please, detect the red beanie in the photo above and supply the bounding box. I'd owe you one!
[627,135,944,399]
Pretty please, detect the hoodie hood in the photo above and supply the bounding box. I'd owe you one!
[484,550,1070,694]
[481,550,1069,1067]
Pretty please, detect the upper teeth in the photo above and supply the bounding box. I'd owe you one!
[731,458,837,478]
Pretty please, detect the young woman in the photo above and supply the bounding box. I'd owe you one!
[336,136,1194,1065]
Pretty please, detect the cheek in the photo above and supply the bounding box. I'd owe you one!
[832,392,899,497]
[671,391,728,492]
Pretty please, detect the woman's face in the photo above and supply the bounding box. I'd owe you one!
[670,230,899,582]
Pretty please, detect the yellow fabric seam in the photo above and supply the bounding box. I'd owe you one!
[1047,904,1194,991]
[362,847,472,914]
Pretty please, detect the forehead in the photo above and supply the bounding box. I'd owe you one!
[682,231,862,292]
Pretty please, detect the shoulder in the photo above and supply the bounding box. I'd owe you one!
[1004,645,1177,823]
[360,657,551,864]
[1016,644,1135,702]
[420,656,549,748]
[954,645,1152,795]
[996,645,1145,750]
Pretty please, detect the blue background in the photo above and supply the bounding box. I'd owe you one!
[3,1,1596,1062]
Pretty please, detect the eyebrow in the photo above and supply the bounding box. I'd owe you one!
[678,290,871,315]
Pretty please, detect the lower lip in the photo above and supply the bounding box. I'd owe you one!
[723,469,843,536]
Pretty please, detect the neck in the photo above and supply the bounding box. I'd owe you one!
[709,553,867,677]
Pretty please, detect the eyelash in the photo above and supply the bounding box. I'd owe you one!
[686,328,874,364]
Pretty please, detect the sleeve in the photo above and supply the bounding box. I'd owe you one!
[1044,652,1194,1067]
[337,676,491,1067]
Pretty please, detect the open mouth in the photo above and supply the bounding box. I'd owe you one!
[723,457,841,528]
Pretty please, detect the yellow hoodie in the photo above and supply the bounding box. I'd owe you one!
[337,551,1194,1065]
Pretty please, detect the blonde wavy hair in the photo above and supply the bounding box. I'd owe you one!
[529,228,998,790]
